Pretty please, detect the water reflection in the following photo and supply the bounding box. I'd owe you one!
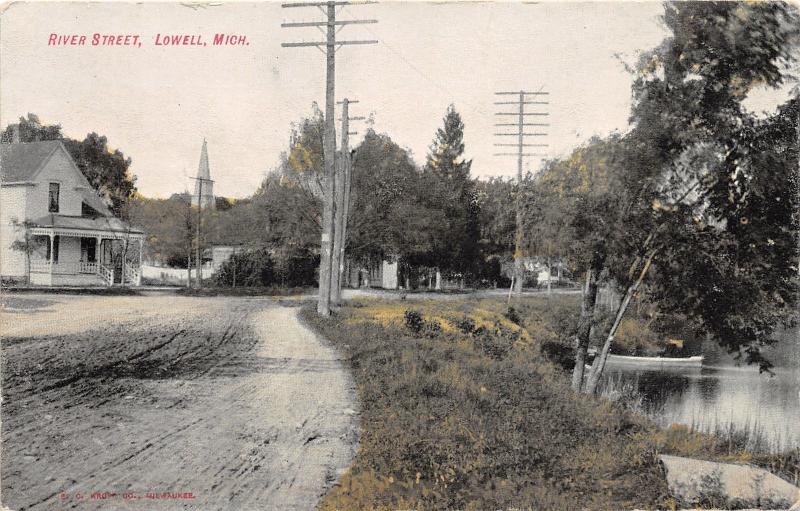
[604,365,800,451]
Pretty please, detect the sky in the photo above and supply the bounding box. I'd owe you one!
[0,1,792,199]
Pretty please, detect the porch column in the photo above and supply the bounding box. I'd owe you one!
[48,233,54,286]
[96,237,102,264]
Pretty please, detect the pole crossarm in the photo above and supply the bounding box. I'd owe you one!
[494,152,547,156]
[494,132,547,136]
[494,101,549,105]
[495,123,549,127]
[494,91,549,95]
[495,112,549,116]
[494,143,549,147]
[282,1,376,7]
[336,99,360,104]
[281,19,377,27]
[281,40,378,47]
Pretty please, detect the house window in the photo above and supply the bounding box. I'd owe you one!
[48,183,60,213]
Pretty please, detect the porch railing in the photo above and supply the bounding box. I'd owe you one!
[79,262,98,274]
[30,261,99,275]
[29,260,139,286]
[30,260,51,273]
[124,264,141,286]
[99,264,114,286]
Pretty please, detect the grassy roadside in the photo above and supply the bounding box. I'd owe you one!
[302,296,672,510]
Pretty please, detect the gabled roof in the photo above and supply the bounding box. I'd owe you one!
[1,140,114,217]
[80,188,112,216]
[0,140,62,182]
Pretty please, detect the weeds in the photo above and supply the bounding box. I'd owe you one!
[303,298,671,511]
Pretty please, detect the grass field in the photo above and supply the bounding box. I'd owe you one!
[302,296,673,510]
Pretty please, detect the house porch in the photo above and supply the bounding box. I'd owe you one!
[28,226,145,287]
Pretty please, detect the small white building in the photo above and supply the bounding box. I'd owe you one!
[0,140,145,286]
[344,258,399,289]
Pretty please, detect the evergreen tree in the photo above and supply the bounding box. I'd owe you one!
[424,105,481,280]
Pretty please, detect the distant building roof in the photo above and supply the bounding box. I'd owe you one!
[0,140,62,182]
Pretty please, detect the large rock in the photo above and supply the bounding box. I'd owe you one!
[659,454,800,510]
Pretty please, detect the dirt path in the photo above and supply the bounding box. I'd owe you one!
[1,294,358,510]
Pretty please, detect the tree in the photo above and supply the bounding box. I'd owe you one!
[526,137,627,390]
[474,177,517,286]
[347,129,443,274]
[423,104,481,282]
[582,1,800,392]
[1,114,137,215]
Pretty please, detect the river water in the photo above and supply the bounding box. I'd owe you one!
[603,330,800,452]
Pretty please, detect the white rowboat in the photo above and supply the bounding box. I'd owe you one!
[603,354,704,370]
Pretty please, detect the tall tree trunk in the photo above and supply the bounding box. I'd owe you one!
[571,268,599,391]
[585,249,657,394]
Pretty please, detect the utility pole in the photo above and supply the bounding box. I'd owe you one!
[281,0,377,316]
[332,98,364,303]
[494,90,549,295]
[191,176,214,289]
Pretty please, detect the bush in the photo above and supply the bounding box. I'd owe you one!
[404,309,424,333]
[273,248,319,287]
[454,315,476,334]
[421,319,442,338]
[504,306,522,325]
[214,249,275,287]
[474,323,518,360]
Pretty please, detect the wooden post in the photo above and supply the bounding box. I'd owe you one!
[195,179,202,289]
[513,90,525,295]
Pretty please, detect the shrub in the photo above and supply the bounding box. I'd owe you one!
[540,340,576,371]
[421,319,442,338]
[454,315,476,334]
[504,306,522,325]
[474,323,518,360]
[213,248,275,287]
[404,309,424,333]
[272,247,319,287]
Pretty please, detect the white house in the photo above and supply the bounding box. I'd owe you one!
[0,139,145,286]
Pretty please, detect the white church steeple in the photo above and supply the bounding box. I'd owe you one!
[192,139,215,209]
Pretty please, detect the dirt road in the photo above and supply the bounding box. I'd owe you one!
[0,294,358,510]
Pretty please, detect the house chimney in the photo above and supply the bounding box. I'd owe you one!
[11,125,20,144]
